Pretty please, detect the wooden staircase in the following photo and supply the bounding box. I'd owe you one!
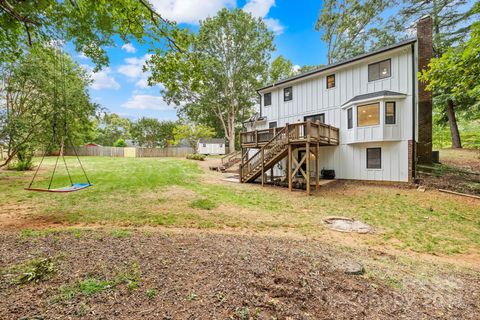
[240,121,340,191]
[240,127,289,183]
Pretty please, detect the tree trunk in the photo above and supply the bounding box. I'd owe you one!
[446,99,462,148]
[228,136,235,154]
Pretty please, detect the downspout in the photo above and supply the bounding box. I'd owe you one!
[411,43,416,180]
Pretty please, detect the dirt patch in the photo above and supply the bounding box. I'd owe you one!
[324,216,374,233]
[0,230,478,320]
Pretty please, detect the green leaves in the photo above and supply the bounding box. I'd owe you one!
[147,9,275,150]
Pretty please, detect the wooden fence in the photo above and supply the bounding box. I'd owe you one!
[63,146,193,158]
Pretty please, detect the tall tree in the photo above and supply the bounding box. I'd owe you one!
[400,0,480,148]
[0,45,96,167]
[419,21,480,148]
[93,112,132,146]
[131,117,176,148]
[315,0,395,64]
[268,55,295,83]
[147,8,275,152]
[0,0,184,69]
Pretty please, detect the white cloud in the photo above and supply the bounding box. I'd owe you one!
[150,0,235,24]
[293,64,300,73]
[264,18,284,35]
[117,54,153,88]
[121,94,174,111]
[243,0,284,35]
[121,43,136,53]
[88,67,120,90]
[243,0,275,18]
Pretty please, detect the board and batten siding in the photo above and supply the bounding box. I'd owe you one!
[258,46,414,182]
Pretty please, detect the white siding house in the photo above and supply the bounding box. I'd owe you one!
[198,138,226,155]
[241,17,433,186]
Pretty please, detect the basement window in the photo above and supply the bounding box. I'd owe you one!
[264,92,271,106]
[326,74,335,89]
[284,87,293,101]
[304,113,325,123]
[269,121,277,128]
[368,59,391,81]
[366,148,381,169]
[357,103,380,127]
[385,101,396,124]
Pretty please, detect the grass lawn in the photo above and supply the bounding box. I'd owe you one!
[1,155,479,255]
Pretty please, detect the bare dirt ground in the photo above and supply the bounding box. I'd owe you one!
[1,230,479,320]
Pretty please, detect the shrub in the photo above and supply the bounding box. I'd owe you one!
[113,138,128,147]
[186,153,206,161]
[17,258,56,283]
[7,159,34,171]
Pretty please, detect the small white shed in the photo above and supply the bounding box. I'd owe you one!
[198,138,226,155]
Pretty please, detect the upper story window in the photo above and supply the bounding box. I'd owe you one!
[264,92,271,106]
[269,121,277,128]
[219,144,223,148]
[347,108,353,129]
[326,74,335,89]
[368,59,391,82]
[284,87,293,101]
[385,101,396,124]
[357,103,380,127]
[304,113,325,123]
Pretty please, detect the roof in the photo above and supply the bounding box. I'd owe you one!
[258,38,417,92]
[199,138,225,144]
[342,90,407,107]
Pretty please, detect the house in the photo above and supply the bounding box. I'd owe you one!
[240,16,433,193]
[198,138,226,155]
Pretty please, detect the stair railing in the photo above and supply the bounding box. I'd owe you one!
[240,126,288,181]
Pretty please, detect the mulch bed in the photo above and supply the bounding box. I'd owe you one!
[0,230,479,319]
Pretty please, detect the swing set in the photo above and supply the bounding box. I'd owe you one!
[25,47,92,193]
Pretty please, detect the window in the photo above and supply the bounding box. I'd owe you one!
[385,101,396,124]
[269,121,277,128]
[366,148,381,169]
[284,87,293,101]
[264,92,271,106]
[304,113,325,123]
[347,108,353,129]
[368,59,391,81]
[326,74,335,89]
[202,143,206,147]
[357,103,380,127]
[219,144,223,148]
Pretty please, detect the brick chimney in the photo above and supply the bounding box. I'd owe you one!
[416,16,433,165]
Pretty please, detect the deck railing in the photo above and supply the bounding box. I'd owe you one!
[240,121,339,146]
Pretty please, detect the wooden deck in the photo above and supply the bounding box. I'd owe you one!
[240,121,339,148]
[239,121,340,195]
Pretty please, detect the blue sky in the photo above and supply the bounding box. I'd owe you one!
[73,0,333,121]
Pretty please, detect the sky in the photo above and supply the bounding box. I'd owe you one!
[73,0,333,122]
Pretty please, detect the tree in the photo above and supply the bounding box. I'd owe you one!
[172,123,215,154]
[399,0,480,148]
[0,45,96,168]
[267,55,295,83]
[419,21,480,148]
[0,0,185,70]
[93,112,132,146]
[131,117,176,148]
[147,8,275,152]
[296,64,323,74]
[315,0,395,64]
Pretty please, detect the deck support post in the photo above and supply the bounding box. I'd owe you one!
[270,167,274,183]
[261,148,264,187]
[288,144,292,191]
[240,148,245,183]
[315,143,319,190]
[306,142,310,195]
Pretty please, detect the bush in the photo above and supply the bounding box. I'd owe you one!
[113,138,128,147]
[7,159,34,171]
[186,153,206,161]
